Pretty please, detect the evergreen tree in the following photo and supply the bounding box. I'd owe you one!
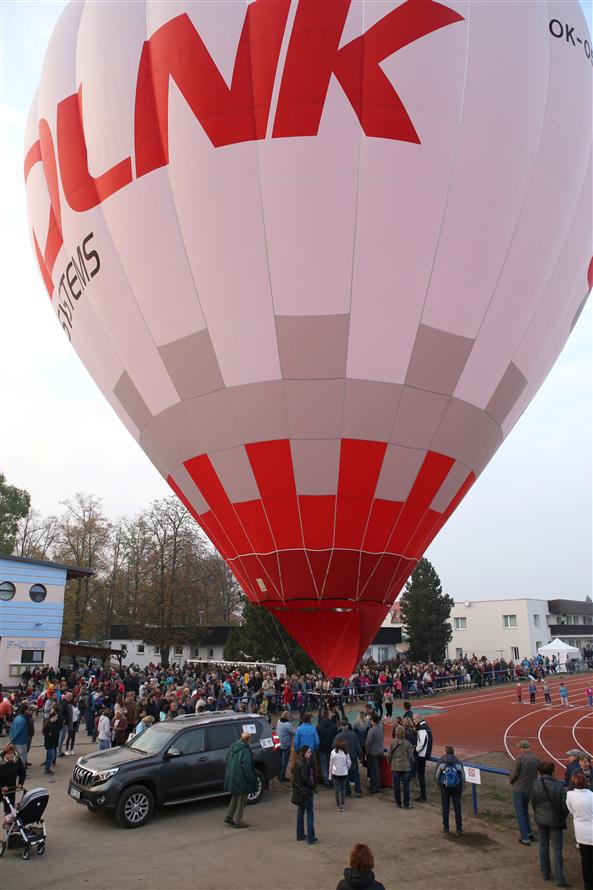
[224,597,316,674]
[399,558,454,662]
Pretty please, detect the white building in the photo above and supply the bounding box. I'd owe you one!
[363,623,402,662]
[446,597,593,662]
[107,624,232,669]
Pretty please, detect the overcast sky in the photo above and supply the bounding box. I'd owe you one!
[1,1,591,604]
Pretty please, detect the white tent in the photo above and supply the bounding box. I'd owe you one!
[537,638,580,672]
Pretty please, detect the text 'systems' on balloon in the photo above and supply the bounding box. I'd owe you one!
[25,1,592,674]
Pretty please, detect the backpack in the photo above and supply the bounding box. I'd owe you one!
[440,764,461,788]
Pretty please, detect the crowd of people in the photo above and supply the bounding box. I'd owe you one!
[1,654,592,888]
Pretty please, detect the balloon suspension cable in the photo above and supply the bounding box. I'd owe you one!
[269,610,299,676]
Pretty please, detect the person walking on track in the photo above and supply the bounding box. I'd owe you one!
[510,740,540,845]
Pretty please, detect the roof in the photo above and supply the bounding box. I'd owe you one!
[547,599,593,615]
[0,552,94,580]
[109,624,233,646]
[538,638,581,653]
[372,627,402,644]
[60,641,122,659]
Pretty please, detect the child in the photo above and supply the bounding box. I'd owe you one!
[528,682,537,704]
[586,685,592,707]
[559,683,569,706]
[516,683,522,704]
[543,682,551,705]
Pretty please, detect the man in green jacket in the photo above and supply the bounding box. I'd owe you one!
[223,732,257,829]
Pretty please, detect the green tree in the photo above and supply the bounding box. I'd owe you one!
[224,597,316,674]
[399,558,454,662]
[0,473,31,553]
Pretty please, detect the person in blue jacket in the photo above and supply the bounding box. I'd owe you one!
[294,713,319,753]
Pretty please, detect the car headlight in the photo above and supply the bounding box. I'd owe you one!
[93,768,119,783]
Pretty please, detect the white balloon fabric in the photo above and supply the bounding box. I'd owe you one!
[24,0,592,674]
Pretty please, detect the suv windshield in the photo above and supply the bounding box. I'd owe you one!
[127,724,175,755]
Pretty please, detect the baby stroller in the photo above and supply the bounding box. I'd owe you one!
[0,786,48,859]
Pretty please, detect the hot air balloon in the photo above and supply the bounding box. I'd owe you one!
[24,0,592,675]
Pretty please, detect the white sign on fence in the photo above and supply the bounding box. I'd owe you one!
[463,766,481,785]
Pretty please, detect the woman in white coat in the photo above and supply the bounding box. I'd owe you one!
[566,772,593,890]
[329,739,351,812]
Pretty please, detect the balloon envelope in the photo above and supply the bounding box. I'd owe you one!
[25,0,592,674]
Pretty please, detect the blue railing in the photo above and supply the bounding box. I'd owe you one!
[427,755,511,815]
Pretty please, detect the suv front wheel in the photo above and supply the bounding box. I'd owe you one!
[246,769,265,806]
[116,785,155,828]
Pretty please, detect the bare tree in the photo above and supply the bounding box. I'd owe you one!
[54,494,111,640]
[140,497,197,665]
[201,552,242,624]
[14,509,59,560]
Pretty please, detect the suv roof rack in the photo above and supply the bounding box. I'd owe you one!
[172,710,255,721]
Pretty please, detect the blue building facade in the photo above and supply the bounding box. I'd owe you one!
[0,554,92,686]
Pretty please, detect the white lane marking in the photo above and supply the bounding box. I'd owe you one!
[503,706,554,761]
[434,678,591,711]
[572,712,593,758]
[537,710,577,769]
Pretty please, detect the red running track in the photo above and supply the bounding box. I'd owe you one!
[387,675,593,768]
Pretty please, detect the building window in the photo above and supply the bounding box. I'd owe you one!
[536,641,543,651]
[455,648,463,659]
[29,584,47,603]
[174,646,183,657]
[454,617,467,630]
[191,648,200,659]
[208,649,214,658]
[21,649,45,664]
[533,614,540,628]
[0,581,16,601]
[511,647,519,661]
[503,614,517,628]
[136,644,145,654]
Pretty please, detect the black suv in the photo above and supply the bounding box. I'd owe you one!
[67,711,280,828]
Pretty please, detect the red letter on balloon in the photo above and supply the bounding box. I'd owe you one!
[134,0,291,177]
[57,86,133,212]
[273,0,464,142]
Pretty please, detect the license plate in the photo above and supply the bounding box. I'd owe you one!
[69,787,80,800]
